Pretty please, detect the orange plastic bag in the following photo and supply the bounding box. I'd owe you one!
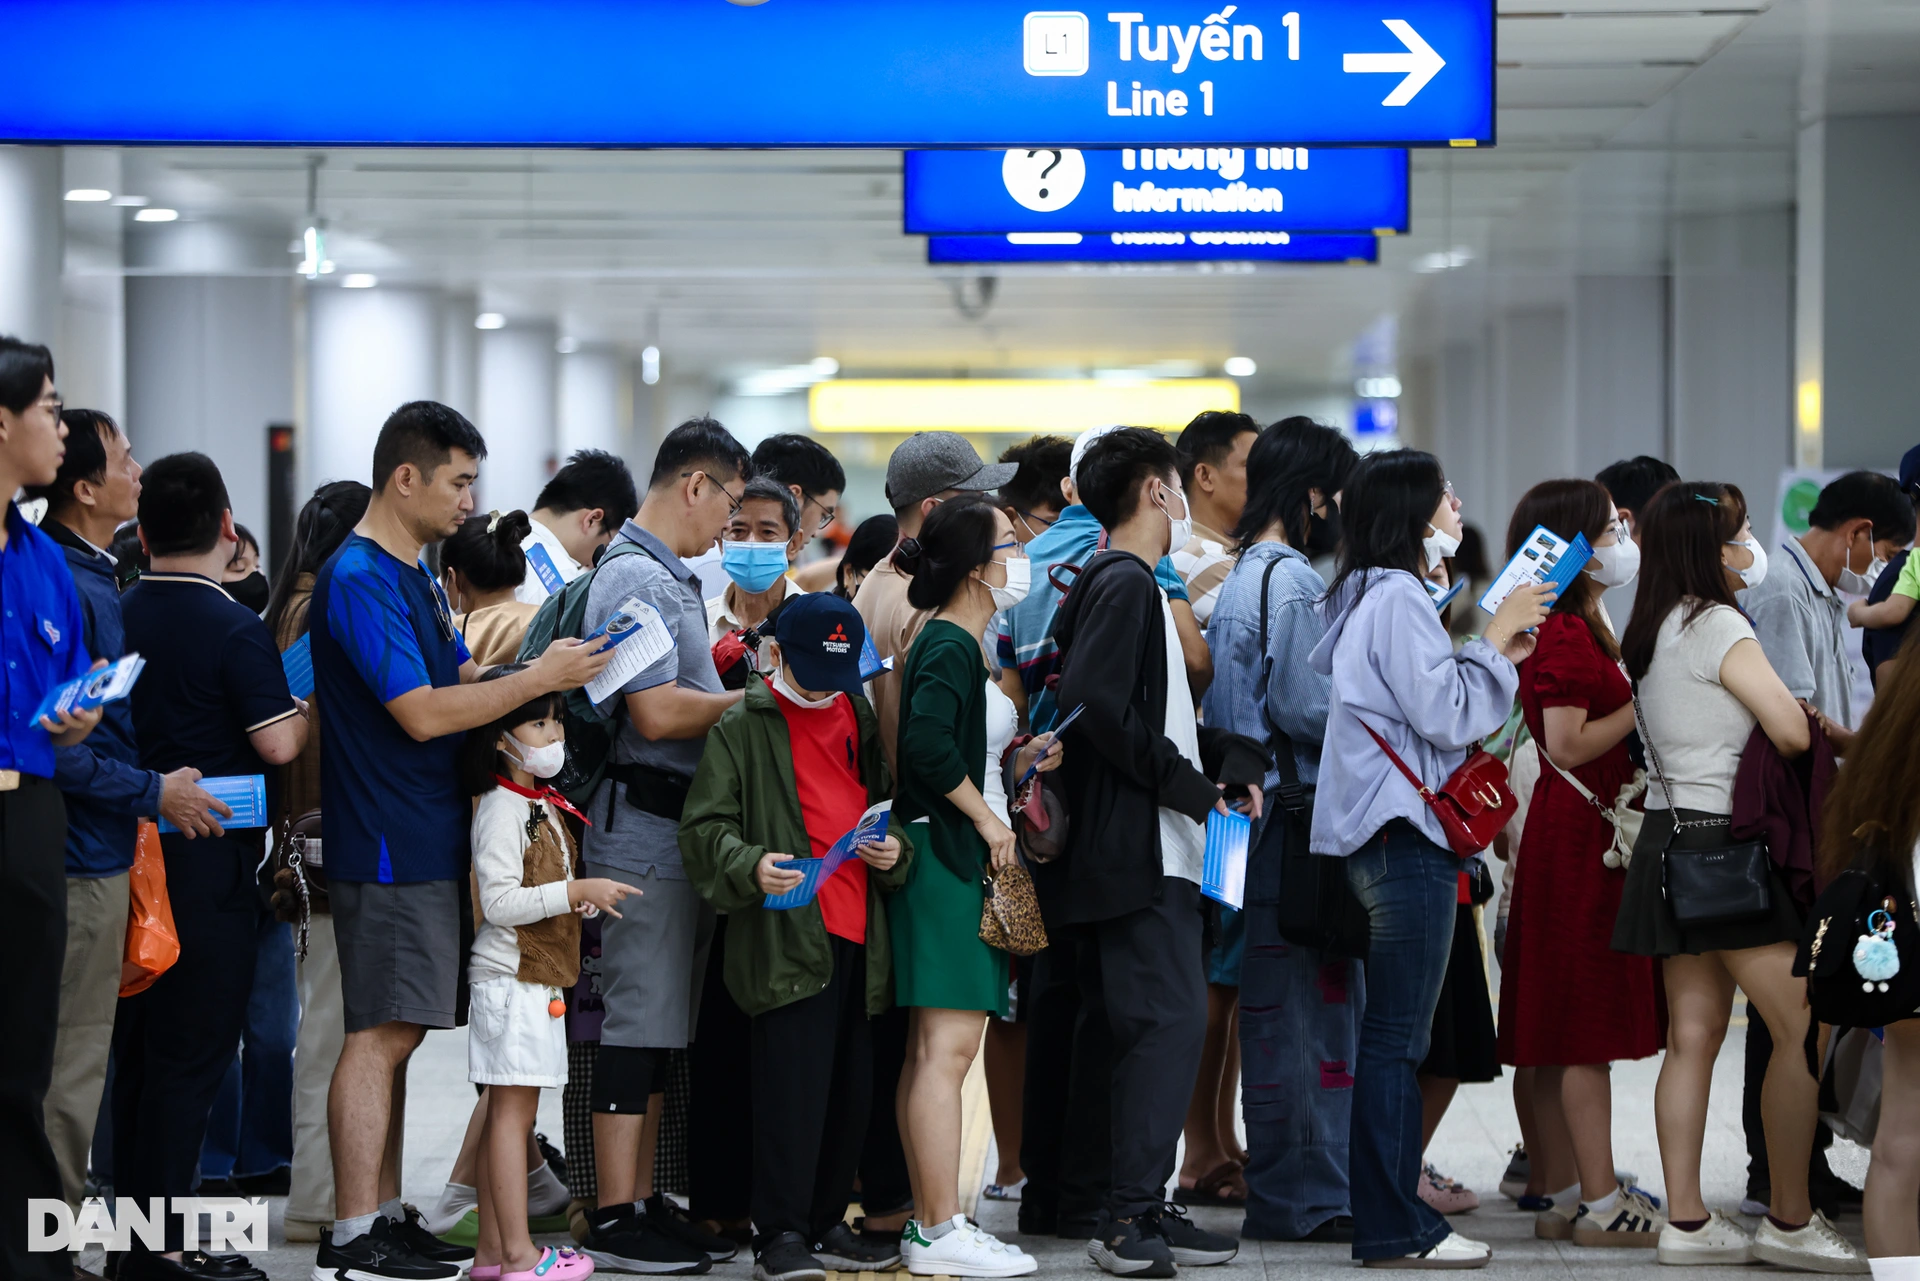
[120,820,180,996]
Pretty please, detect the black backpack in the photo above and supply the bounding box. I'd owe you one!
[1797,830,1920,1029]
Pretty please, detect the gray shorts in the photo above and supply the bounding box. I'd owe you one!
[587,862,715,1049]
[332,878,466,1033]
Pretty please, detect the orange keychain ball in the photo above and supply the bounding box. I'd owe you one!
[549,997,567,1019]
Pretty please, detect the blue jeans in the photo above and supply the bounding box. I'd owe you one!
[1345,821,1458,1261]
[1239,811,1364,1240]
[199,915,298,1180]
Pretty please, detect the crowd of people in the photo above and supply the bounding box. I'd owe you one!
[6,326,1920,1281]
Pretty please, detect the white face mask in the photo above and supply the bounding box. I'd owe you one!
[505,732,566,780]
[987,555,1031,612]
[1586,537,1641,588]
[772,667,842,710]
[1726,536,1768,589]
[1157,485,1193,554]
[1839,539,1885,596]
[1422,522,1461,572]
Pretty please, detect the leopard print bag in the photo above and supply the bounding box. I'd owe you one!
[979,861,1049,957]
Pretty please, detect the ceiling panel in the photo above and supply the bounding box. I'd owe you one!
[1498,12,1752,64]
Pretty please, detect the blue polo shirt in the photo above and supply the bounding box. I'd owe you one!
[0,503,91,778]
[313,533,472,883]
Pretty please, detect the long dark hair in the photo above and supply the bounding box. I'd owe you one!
[264,480,372,638]
[1619,480,1746,682]
[895,494,1000,611]
[458,664,566,797]
[836,513,899,599]
[1323,448,1446,606]
[443,509,532,594]
[1234,416,1359,549]
[1506,478,1620,661]
[1820,629,1920,881]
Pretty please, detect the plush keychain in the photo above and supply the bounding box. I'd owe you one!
[1853,897,1901,993]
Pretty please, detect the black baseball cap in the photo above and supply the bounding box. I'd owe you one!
[773,592,868,697]
[1900,443,1920,496]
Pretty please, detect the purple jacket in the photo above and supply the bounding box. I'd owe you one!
[1730,708,1835,910]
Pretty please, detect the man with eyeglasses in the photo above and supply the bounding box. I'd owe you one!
[0,336,108,1281]
[577,417,755,1276]
[699,433,845,596]
[310,402,612,1281]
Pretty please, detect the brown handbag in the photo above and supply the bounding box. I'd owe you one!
[979,861,1049,957]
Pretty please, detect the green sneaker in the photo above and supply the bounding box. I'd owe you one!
[902,1219,931,1248]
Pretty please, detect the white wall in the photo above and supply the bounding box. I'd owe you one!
[475,324,557,513]
[0,146,63,347]
[125,276,293,535]
[557,348,628,461]
[306,286,442,495]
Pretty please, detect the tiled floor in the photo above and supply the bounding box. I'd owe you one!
[84,1018,1868,1279]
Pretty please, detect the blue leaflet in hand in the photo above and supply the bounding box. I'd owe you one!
[157,774,268,834]
[31,652,146,730]
[524,543,567,598]
[1477,526,1594,617]
[764,801,892,910]
[1425,577,1466,612]
[1016,702,1083,790]
[859,630,893,682]
[282,632,314,700]
[1202,807,1251,911]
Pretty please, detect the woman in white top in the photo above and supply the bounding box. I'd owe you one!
[1611,483,1860,1272]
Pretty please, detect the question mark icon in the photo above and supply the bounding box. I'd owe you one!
[1032,149,1062,199]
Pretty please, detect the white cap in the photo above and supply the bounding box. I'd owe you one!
[1069,424,1127,492]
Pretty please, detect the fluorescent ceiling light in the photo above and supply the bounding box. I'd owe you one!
[641,346,661,385]
[810,356,840,376]
[556,336,580,354]
[1223,357,1257,377]
[810,379,1239,434]
[1355,375,1401,399]
[64,188,111,202]
[133,208,178,222]
[341,273,377,289]
[474,312,506,330]
[111,195,149,207]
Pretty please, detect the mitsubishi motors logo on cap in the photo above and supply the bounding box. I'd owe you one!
[824,623,851,654]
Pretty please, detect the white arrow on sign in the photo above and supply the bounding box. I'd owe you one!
[1342,19,1445,106]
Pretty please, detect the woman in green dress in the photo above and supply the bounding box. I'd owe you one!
[891,496,1061,1275]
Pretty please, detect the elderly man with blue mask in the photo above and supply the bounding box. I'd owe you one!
[707,475,809,672]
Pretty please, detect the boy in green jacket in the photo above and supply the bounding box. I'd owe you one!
[680,593,913,1281]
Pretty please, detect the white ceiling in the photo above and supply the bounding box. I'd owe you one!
[70,0,1920,395]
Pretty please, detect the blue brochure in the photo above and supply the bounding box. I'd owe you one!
[1478,526,1593,616]
[32,652,145,730]
[859,630,893,682]
[1201,808,1251,911]
[764,801,892,910]
[1425,577,1467,612]
[525,543,567,598]
[158,774,268,834]
[281,633,314,700]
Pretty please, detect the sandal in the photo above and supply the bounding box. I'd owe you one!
[1172,1160,1248,1207]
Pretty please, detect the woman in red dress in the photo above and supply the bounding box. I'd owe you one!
[1496,479,1664,1246]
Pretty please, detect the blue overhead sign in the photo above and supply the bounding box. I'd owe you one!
[927,232,1377,264]
[0,1,1493,147]
[905,147,1408,234]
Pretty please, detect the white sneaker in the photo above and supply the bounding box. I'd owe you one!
[1534,1199,1577,1242]
[1361,1231,1491,1270]
[1752,1211,1870,1274]
[1657,1211,1754,1266]
[1572,1186,1666,1248]
[902,1215,1037,1277]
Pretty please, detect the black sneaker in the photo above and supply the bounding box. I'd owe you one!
[232,1167,292,1197]
[753,1231,826,1281]
[644,1193,739,1262]
[536,1130,569,1188]
[583,1204,713,1276]
[1087,1212,1175,1278]
[388,1206,476,1265]
[126,1252,264,1281]
[1297,1215,1356,1244]
[812,1222,902,1271]
[1150,1205,1238,1266]
[312,1219,464,1280]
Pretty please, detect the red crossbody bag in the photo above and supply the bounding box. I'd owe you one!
[1363,723,1516,858]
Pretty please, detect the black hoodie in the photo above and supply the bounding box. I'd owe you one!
[1052,549,1269,925]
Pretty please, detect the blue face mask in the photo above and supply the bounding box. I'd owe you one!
[721,539,788,593]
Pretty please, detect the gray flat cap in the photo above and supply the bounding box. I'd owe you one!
[884,431,1019,508]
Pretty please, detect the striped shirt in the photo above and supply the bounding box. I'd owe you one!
[1171,521,1237,628]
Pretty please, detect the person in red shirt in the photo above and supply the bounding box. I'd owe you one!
[681,593,915,1281]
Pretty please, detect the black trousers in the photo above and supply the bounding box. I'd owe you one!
[689,916,753,1222]
[1077,877,1208,1221]
[751,936,872,1241]
[1018,932,1112,1234]
[0,779,69,1281]
[111,834,260,1254]
[856,1004,912,1217]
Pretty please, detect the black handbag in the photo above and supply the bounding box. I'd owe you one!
[1634,693,1772,927]
[1796,828,1920,1028]
[1254,557,1370,959]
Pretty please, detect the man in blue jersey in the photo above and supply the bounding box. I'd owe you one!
[311,401,611,1281]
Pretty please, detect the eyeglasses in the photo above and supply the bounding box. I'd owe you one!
[1442,480,1458,505]
[685,471,744,516]
[991,540,1028,562]
[802,493,838,534]
[1015,509,1056,537]
[430,576,456,642]
[37,393,63,419]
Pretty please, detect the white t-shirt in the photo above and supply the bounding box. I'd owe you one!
[981,680,1018,826]
[514,518,587,605]
[1157,588,1206,884]
[1637,602,1758,815]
